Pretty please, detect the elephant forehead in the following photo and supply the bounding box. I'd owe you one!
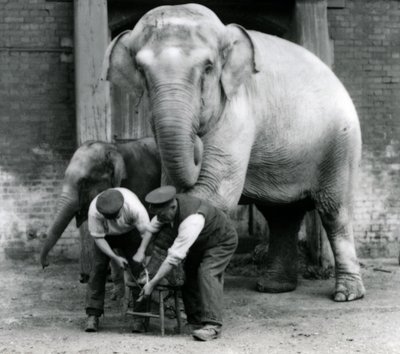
[157,16,198,28]
[142,4,223,27]
[134,7,224,49]
[138,24,219,50]
[138,46,214,70]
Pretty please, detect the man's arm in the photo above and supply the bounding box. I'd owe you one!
[165,213,205,266]
[139,259,174,299]
[140,213,205,297]
[133,215,163,263]
[133,229,153,264]
[94,238,128,269]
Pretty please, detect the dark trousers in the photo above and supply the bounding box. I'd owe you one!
[181,229,238,327]
[86,231,141,316]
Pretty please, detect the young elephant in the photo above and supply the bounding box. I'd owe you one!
[39,137,161,276]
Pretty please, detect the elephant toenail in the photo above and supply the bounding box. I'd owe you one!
[334,292,347,302]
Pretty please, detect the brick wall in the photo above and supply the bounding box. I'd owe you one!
[0,0,77,261]
[328,0,400,257]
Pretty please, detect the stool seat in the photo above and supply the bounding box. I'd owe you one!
[124,280,182,336]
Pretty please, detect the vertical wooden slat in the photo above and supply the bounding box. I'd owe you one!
[74,0,110,277]
[74,0,111,144]
[292,0,335,268]
[292,0,333,67]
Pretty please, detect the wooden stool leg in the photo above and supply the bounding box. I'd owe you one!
[143,296,151,332]
[159,290,165,336]
[122,285,131,315]
[174,290,182,334]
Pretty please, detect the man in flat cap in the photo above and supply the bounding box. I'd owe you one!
[141,186,238,341]
[85,187,152,332]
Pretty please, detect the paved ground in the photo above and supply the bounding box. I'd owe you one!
[0,258,399,354]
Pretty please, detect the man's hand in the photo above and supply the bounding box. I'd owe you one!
[132,249,145,264]
[137,281,155,302]
[146,216,163,233]
[114,256,128,270]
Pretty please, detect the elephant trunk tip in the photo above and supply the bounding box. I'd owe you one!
[166,134,203,189]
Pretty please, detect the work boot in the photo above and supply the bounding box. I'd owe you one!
[85,315,99,332]
[192,324,222,341]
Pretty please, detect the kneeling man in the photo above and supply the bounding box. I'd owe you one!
[85,187,152,332]
[141,186,238,341]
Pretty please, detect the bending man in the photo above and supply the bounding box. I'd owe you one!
[141,186,238,341]
[85,187,152,332]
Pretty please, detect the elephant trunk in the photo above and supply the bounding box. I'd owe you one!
[151,83,203,188]
[40,190,79,265]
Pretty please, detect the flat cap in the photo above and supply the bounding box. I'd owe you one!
[96,189,124,217]
[145,185,176,206]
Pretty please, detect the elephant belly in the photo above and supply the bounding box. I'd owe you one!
[243,164,314,206]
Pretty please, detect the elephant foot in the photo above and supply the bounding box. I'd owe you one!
[333,274,365,302]
[256,271,297,293]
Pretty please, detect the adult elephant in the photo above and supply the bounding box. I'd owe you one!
[103,4,365,301]
[39,137,161,275]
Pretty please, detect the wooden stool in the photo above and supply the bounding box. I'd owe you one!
[124,280,182,336]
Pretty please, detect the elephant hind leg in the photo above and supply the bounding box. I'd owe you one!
[255,204,306,293]
[317,202,365,302]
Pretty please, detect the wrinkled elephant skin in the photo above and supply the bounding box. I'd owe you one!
[104,4,365,301]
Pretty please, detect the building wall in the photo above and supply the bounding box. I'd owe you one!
[0,0,399,261]
[328,0,400,257]
[0,0,77,260]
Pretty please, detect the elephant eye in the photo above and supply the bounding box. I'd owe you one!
[134,58,144,74]
[204,61,213,75]
[136,62,144,74]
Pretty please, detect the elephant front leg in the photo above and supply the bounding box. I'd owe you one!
[319,207,365,301]
[79,222,95,283]
[256,205,305,293]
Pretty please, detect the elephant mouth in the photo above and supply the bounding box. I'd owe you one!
[75,209,88,228]
[193,135,203,168]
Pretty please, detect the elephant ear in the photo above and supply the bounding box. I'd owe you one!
[106,149,127,187]
[101,30,143,97]
[221,24,260,99]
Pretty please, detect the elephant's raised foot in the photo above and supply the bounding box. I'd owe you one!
[333,274,365,302]
[256,275,297,293]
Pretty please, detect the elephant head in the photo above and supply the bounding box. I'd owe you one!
[40,141,126,267]
[104,4,258,192]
